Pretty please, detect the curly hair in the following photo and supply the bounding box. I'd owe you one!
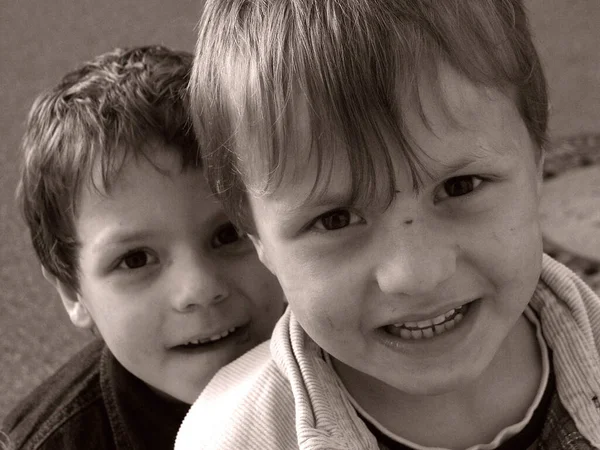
[17,45,199,291]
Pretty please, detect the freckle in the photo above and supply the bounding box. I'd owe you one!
[404,219,413,225]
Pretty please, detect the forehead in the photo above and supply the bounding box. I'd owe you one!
[76,147,220,247]
[408,63,521,137]
[77,141,206,222]
[86,141,186,193]
[245,63,528,207]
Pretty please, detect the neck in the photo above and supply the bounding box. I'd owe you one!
[333,314,542,448]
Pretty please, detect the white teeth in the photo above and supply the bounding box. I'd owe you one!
[185,327,237,346]
[386,303,471,340]
[445,309,456,318]
[410,329,423,340]
[422,328,434,338]
[432,315,446,325]
[393,306,463,331]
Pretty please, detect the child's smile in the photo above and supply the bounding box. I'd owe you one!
[73,145,284,403]
[384,299,472,340]
[249,63,544,404]
[179,324,245,347]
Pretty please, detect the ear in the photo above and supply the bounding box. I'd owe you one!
[42,266,94,330]
[248,234,275,275]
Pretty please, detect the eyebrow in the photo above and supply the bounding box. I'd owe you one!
[275,156,482,212]
[274,184,360,219]
[91,229,157,253]
[424,156,485,182]
[266,189,355,231]
[271,146,500,223]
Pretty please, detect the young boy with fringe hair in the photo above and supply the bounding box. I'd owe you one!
[3,45,284,449]
[176,1,600,448]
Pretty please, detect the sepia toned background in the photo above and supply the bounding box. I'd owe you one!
[1,0,599,421]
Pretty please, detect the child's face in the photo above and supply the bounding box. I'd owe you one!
[249,64,544,397]
[64,144,284,403]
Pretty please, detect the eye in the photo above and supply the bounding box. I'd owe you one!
[116,250,158,270]
[310,208,364,231]
[439,175,484,199]
[211,222,246,248]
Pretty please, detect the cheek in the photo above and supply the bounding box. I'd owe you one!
[277,257,363,338]
[80,283,160,356]
[472,192,543,292]
[229,255,284,310]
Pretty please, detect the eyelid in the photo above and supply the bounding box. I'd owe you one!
[211,222,246,249]
[114,248,158,270]
[435,175,486,202]
[306,207,365,232]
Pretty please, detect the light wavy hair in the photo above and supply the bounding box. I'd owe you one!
[190,0,548,233]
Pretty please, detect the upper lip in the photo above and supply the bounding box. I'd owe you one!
[175,322,248,347]
[383,299,476,326]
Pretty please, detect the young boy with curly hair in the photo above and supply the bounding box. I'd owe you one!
[176,1,600,448]
[3,45,285,449]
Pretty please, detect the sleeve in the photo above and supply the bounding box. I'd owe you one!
[174,341,298,450]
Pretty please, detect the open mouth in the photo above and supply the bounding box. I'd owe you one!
[383,301,475,341]
[177,325,248,350]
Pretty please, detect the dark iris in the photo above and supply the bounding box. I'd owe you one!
[123,251,148,269]
[443,176,477,197]
[212,223,242,247]
[319,210,351,230]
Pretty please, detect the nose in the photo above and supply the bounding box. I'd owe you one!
[170,254,230,312]
[375,221,457,296]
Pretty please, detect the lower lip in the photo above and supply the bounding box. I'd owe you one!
[375,299,482,354]
[174,324,251,354]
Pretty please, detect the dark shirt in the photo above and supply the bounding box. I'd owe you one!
[364,370,593,450]
[3,340,190,449]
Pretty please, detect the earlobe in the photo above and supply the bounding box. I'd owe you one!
[248,234,275,274]
[41,266,94,330]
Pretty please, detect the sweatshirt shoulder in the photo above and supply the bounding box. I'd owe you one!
[176,341,298,450]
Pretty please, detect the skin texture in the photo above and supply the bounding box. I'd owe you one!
[248,64,545,447]
[50,143,284,404]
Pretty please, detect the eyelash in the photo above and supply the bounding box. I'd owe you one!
[306,208,365,233]
[115,249,158,271]
[435,175,486,202]
[304,176,487,233]
[211,222,247,249]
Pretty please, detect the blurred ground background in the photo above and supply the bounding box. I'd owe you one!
[1,0,599,421]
